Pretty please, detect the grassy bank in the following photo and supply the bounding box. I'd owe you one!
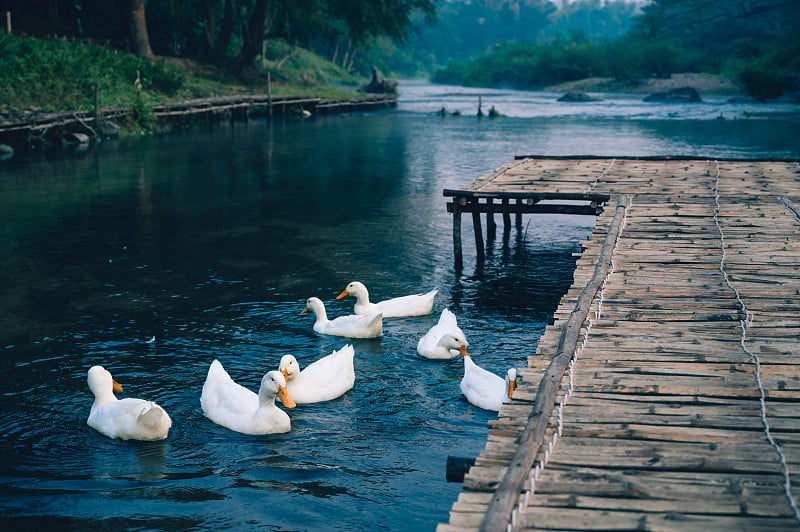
[545,73,745,96]
[0,33,364,125]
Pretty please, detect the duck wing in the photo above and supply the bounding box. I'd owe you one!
[292,345,355,403]
[376,289,437,317]
[324,313,383,338]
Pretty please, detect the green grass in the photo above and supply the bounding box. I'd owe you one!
[0,33,363,114]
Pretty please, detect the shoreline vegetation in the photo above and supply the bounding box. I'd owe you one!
[544,73,745,96]
[0,33,400,156]
[1,25,797,158]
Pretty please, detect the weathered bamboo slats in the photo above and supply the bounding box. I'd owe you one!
[0,93,397,152]
[439,157,800,531]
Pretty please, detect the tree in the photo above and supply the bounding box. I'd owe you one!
[631,0,800,53]
[126,0,154,59]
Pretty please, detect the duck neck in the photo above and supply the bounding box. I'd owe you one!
[92,390,116,410]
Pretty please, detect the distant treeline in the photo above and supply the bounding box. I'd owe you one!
[430,0,800,101]
[379,0,641,76]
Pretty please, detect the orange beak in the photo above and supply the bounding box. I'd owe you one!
[335,289,348,300]
[278,386,296,409]
[281,369,289,381]
[112,380,123,394]
[459,345,469,357]
[300,306,309,314]
[507,379,517,399]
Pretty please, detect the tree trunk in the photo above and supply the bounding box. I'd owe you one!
[201,0,215,55]
[233,0,269,69]
[127,0,154,59]
[201,0,234,62]
[215,0,235,62]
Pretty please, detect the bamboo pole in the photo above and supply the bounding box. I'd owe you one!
[479,194,629,532]
[472,204,485,263]
[453,200,463,272]
[486,198,496,240]
[267,72,273,118]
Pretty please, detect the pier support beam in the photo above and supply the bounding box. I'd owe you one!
[453,200,463,271]
[486,198,496,241]
[472,205,485,263]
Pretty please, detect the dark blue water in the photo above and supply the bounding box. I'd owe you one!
[0,82,798,531]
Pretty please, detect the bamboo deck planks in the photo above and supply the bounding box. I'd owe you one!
[439,157,800,531]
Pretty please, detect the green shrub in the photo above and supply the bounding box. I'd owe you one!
[737,60,787,101]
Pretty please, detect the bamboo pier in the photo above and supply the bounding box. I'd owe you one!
[440,156,800,531]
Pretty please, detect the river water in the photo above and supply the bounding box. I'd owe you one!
[0,81,798,531]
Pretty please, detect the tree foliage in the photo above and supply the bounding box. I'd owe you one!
[1,0,435,75]
[432,0,799,100]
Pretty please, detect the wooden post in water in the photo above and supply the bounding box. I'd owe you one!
[5,11,11,33]
[446,456,476,483]
[472,201,485,263]
[453,198,463,271]
[267,72,273,118]
[486,198,496,240]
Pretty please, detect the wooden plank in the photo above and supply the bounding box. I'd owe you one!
[518,507,799,531]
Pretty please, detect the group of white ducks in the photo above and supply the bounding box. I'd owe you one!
[86,281,518,441]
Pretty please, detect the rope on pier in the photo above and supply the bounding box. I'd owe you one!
[779,195,800,223]
[712,160,800,524]
[781,163,800,221]
[586,158,616,192]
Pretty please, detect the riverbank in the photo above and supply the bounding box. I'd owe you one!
[545,73,745,96]
[0,92,397,158]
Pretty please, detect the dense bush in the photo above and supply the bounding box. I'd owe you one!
[737,60,788,101]
[434,34,795,100]
[434,41,618,89]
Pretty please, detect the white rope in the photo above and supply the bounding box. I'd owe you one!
[780,195,800,223]
[712,160,800,523]
[586,158,616,192]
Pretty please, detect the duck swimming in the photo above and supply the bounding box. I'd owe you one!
[302,296,383,339]
[200,360,295,435]
[417,308,469,359]
[336,281,436,318]
[86,365,172,441]
[459,354,517,412]
[278,344,355,404]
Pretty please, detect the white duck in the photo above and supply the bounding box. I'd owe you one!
[302,296,383,339]
[336,281,437,318]
[86,365,172,441]
[417,308,469,360]
[200,360,296,435]
[278,344,355,404]
[460,354,517,412]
